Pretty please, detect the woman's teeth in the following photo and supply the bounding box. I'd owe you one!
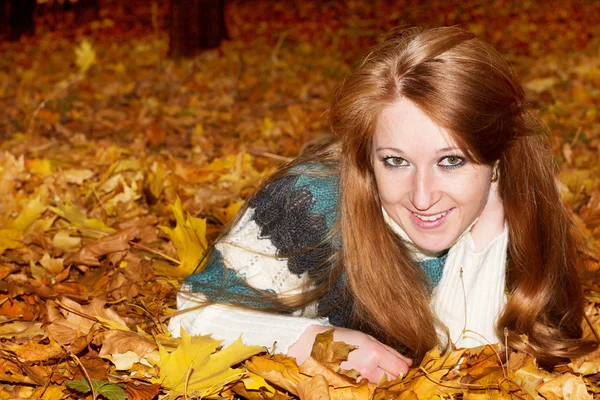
[414,211,447,221]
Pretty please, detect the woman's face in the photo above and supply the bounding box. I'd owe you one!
[372,99,493,254]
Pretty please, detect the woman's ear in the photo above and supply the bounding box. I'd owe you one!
[491,160,500,183]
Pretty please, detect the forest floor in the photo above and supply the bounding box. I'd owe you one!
[1,0,600,399]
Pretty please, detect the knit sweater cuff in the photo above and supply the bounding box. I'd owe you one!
[168,292,331,354]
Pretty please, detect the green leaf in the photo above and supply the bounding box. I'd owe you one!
[94,381,127,400]
[66,378,91,394]
[66,378,127,400]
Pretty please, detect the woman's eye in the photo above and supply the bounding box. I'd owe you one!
[439,156,466,168]
[383,157,408,168]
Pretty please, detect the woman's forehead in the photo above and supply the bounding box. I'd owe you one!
[373,99,458,153]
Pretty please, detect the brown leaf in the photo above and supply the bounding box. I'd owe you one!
[297,374,331,400]
[0,359,38,384]
[0,293,43,320]
[537,373,592,400]
[311,329,358,379]
[47,297,127,346]
[0,321,44,339]
[97,330,157,358]
[2,335,65,362]
[72,353,111,381]
[299,357,358,389]
[123,381,162,400]
[329,383,377,400]
[64,226,140,267]
[246,354,302,396]
[511,352,550,399]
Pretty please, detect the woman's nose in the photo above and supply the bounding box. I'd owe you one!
[410,169,441,211]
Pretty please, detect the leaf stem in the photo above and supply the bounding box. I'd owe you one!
[129,241,181,264]
[68,350,97,400]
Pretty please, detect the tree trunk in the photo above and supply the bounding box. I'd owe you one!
[8,0,36,41]
[169,0,228,58]
[73,0,100,24]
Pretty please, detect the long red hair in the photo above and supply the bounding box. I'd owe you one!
[326,26,596,365]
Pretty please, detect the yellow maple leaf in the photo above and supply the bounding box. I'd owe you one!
[11,194,47,231]
[0,228,22,255]
[0,194,48,255]
[75,39,96,74]
[49,202,116,237]
[158,198,208,278]
[152,329,264,398]
[28,158,53,177]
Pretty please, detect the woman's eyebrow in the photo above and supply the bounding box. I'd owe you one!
[437,146,462,153]
[375,146,404,153]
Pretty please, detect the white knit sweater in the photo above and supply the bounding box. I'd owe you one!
[169,208,508,353]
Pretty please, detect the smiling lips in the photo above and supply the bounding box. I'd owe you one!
[410,209,452,228]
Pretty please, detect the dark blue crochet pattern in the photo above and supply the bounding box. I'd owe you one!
[247,171,338,278]
[184,166,448,327]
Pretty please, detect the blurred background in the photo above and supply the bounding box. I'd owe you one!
[0,0,599,216]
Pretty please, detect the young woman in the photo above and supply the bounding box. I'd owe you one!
[168,26,596,382]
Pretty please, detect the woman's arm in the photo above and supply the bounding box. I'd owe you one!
[169,299,412,383]
[169,296,331,353]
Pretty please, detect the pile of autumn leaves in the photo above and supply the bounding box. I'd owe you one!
[2,12,600,400]
[2,130,600,398]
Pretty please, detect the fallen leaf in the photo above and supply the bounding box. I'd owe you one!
[98,330,157,358]
[64,226,139,266]
[538,373,592,400]
[50,202,116,237]
[152,329,264,398]
[297,374,331,400]
[157,198,208,277]
[310,329,358,379]
[0,321,44,339]
[246,354,303,396]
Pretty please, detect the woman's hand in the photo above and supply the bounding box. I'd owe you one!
[287,325,412,383]
[470,179,505,251]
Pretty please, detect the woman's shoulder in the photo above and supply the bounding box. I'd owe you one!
[218,161,340,277]
[247,161,340,231]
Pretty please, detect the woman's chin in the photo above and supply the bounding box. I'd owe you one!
[410,237,456,256]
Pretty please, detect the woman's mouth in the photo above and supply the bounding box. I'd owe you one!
[410,209,453,228]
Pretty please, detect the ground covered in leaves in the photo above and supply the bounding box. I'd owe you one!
[1,0,600,399]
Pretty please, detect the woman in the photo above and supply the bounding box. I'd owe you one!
[169,26,596,382]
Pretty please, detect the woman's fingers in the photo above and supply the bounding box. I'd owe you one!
[369,336,413,366]
[361,366,395,383]
[372,349,410,379]
[358,362,409,383]
[342,340,411,382]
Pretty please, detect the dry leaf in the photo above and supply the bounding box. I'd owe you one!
[64,226,139,266]
[246,354,303,395]
[98,330,157,358]
[538,373,592,400]
[297,375,331,400]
